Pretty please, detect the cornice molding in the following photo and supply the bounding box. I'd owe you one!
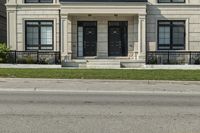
[148,4,200,7]
[60,2,146,6]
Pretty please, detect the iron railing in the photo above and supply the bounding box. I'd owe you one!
[0,51,61,64]
[147,51,200,65]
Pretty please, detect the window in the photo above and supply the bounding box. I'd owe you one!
[158,0,185,3]
[158,20,185,50]
[25,0,53,3]
[25,21,53,50]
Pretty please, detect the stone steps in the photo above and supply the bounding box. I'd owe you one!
[62,59,145,69]
[86,60,121,69]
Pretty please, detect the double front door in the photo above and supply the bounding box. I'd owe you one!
[77,21,128,57]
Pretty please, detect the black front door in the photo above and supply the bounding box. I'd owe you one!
[84,26,97,56]
[108,21,128,56]
[78,21,97,57]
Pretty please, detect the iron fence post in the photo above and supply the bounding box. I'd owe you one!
[55,52,57,64]
[146,51,148,64]
[14,51,17,64]
[59,51,61,64]
[168,51,170,64]
[37,51,39,64]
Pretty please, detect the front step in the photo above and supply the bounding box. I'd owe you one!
[121,60,145,68]
[86,60,121,69]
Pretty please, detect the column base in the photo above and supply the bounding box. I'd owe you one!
[61,53,72,63]
[138,53,146,60]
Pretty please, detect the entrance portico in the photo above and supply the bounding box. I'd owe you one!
[60,2,147,64]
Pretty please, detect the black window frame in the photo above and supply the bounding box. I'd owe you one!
[25,0,53,3]
[25,20,54,51]
[157,20,186,50]
[158,0,185,3]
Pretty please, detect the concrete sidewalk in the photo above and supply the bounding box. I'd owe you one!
[0,78,200,93]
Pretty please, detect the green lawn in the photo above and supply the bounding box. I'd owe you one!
[0,68,200,81]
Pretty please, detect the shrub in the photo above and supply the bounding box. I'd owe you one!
[17,55,37,64]
[26,55,37,64]
[0,43,10,63]
[148,57,158,64]
[194,56,200,65]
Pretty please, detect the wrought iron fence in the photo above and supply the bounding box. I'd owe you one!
[147,51,200,65]
[0,51,61,64]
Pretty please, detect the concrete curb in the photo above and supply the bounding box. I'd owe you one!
[0,88,200,95]
[1,78,200,85]
[145,65,200,70]
[0,64,61,68]
[1,78,200,94]
[2,64,200,69]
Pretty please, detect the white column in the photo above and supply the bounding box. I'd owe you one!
[60,14,72,62]
[138,14,146,60]
[67,16,72,60]
[7,9,17,50]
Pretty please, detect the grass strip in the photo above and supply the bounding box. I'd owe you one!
[0,68,200,81]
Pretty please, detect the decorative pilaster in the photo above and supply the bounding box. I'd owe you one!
[7,4,17,50]
[67,16,72,60]
[60,14,72,61]
[138,14,146,60]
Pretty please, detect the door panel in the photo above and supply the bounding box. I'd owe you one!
[84,27,97,56]
[108,27,122,56]
[121,26,128,56]
[77,21,97,57]
[108,21,128,56]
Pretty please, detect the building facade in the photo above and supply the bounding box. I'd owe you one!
[6,0,200,68]
[0,0,6,43]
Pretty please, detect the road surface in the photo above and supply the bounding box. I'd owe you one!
[0,91,200,133]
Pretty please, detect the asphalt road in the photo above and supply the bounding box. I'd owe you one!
[0,91,200,133]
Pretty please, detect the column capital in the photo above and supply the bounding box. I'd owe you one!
[60,14,68,19]
[138,14,146,20]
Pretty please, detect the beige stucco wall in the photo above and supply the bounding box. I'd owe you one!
[0,0,6,43]
[70,15,138,59]
[15,10,60,51]
[147,0,200,51]
[6,1,60,51]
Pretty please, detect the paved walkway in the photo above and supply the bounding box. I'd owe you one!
[0,78,200,93]
[0,64,61,68]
